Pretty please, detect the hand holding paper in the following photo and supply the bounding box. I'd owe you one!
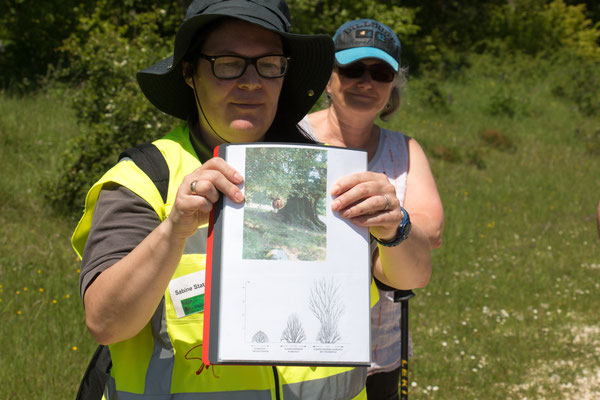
[330,171,403,241]
[167,157,245,240]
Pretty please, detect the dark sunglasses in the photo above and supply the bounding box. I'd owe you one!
[336,63,396,83]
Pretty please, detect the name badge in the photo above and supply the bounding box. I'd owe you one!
[169,270,205,318]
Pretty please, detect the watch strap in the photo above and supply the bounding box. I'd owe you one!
[371,206,411,247]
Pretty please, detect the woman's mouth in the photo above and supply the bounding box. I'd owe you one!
[232,102,263,110]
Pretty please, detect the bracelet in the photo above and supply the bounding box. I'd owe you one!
[370,207,412,247]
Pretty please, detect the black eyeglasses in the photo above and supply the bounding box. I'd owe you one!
[336,63,396,83]
[198,54,290,79]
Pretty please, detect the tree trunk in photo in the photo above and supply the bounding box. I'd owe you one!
[278,195,325,231]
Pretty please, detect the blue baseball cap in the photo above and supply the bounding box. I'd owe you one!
[332,19,401,72]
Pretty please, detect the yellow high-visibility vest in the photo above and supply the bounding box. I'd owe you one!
[73,123,378,399]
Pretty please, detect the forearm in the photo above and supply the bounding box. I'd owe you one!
[410,211,443,249]
[373,223,432,290]
[84,219,186,344]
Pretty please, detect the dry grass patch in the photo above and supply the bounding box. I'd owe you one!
[506,322,600,399]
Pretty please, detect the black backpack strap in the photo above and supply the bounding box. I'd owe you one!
[119,142,170,203]
[76,345,112,400]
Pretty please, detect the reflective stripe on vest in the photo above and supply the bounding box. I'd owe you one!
[184,226,207,254]
[146,298,173,393]
[283,367,366,399]
[115,390,272,400]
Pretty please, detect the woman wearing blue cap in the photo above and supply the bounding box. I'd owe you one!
[72,1,394,399]
[300,19,445,400]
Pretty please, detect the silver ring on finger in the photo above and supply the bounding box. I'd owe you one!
[382,194,390,211]
[190,180,198,195]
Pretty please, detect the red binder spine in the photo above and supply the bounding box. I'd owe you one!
[202,145,222,365]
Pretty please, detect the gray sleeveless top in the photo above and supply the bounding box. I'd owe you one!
[298,117,412,374]
[367,128,412,375]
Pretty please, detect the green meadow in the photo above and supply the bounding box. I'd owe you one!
[1,54,598,399]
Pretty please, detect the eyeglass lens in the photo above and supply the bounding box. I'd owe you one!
[206,55,288,79]
[337,63,395,83]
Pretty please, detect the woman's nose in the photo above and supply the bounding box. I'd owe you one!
[238,65,262,90]
[357,70,374,85]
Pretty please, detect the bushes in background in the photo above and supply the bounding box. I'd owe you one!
[551,56,600,117]
[5,0,594,215]
[0,0,95,90]
[486,0,600,61]
[44,2,181,214]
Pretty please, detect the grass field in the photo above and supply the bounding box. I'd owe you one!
[243,206,326,261]
[391,56,600,399]
[1,54,599,399]
[0,87,94,398]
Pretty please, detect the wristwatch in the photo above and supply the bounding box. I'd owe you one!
[371,206,412,247]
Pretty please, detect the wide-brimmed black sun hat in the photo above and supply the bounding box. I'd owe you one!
[137,0,334,128]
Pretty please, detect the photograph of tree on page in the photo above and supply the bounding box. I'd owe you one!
[242,146,328,261]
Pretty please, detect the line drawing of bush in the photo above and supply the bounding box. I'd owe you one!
[308,278,344,343]
[281,313,306,343]
[252,331,269,343]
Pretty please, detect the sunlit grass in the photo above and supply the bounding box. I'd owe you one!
[0,88,94,399]
[383,55,600,399]
[243,207,326,261]
[1,54,599,399]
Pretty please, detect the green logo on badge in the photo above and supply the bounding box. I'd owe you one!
[181,294,205,315]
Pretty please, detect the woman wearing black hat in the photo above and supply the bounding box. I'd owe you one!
[72,1,374,399]
[300,19,444,400]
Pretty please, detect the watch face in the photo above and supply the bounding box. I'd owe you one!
[401,220,412,240]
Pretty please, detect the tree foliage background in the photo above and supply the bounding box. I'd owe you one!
[0,0,598,215]
[245,147,326,205]
[245,147,327,229]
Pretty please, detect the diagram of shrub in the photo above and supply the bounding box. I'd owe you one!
[308,278,344,343]
[251,331,269,343]
[280,313,306,343]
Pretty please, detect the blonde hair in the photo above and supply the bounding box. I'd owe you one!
[379,65,408,122]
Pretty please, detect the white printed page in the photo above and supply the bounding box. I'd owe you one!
[211,143,370,365]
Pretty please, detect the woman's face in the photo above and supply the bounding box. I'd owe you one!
[327,59,396,116]
[187,19,285,145]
